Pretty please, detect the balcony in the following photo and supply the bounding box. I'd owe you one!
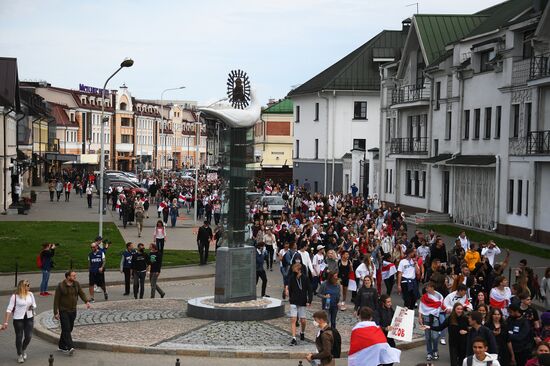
[529,53,549,81]
[390,137,428,154]
[391,85,430,106]
[527,130,550,155]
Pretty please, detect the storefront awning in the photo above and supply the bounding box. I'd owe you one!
[444,155,496,166]
[80,154,99,164]
[422,153,453,164]
[45,153,78,162]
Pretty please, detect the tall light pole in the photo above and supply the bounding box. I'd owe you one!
[160,86,185,187]
[98,58,134,238]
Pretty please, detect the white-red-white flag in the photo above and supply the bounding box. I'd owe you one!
[348,321,401,366]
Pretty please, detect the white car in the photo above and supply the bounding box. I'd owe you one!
[260,195,285,217]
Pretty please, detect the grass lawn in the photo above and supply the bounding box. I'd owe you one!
[420,224,550,259]
[0,221,210,272]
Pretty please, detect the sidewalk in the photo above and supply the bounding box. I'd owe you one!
[0,263,215,296]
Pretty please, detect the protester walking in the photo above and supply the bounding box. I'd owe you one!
[317,272,343,329]
[53,271,90,355]
[48,180,55,202]
[418,282,444,361]
[38,243,55,296]
[55,180,63,201]
[427,303,470,366]
[396,248,419,310]
[86,184,93,208]
[149,243,165,298]
[88,243,108,302]
[134,198,145,237]
[120,242,134,296]
[286,262,313,346]
[153,220,167,252]
[196,220,213,265]
[131,243,150,299]
[1,280,37,363]
[305,311,336,366]
[64,181,72,202]
[255,242,268,297]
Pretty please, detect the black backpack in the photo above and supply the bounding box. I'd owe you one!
[322,327,342,358]
[466,355,492,366]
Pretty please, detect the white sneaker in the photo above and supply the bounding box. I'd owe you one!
[17,355,24,363]
[440,338,446,345]
[95,286,102,293]
[22,352,27,360]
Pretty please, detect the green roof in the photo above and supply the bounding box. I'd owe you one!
[467,0,536,38]
[288,29,407,96]
[414,15,488,65]
[263,98,293,114]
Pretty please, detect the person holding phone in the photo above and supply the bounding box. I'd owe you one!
[1,280,37,363]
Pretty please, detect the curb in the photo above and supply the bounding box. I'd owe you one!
[0,272,215,296]
[33,309,426,359]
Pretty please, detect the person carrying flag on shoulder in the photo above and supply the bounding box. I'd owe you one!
[348,306,400,366]
[418,282,445,361]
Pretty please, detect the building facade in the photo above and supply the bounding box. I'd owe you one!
[288,28,407,195]
[253,98,293,183]
[379,0,550,241]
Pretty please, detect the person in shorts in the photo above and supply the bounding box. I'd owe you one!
[88,243,107,303]
[285,262,313,346]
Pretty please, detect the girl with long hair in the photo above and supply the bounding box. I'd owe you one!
[153,220,167,252]
[425,302,469,366]
[490,275,512,317]
[1,280,37,363]
[486,307,515,365]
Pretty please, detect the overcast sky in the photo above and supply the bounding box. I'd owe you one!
[1,0,503,105]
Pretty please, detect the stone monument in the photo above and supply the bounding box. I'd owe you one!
[187,71,284,320]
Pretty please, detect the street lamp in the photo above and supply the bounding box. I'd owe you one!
[160,86,185,187]
[98,58,134,238]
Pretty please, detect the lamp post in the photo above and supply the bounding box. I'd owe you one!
[160,86,185,187]
[98,58,133,238]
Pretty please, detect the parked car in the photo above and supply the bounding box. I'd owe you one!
[260,195,285,217]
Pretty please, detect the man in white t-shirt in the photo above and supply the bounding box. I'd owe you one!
[311,245,325,294]
[396,248,419,310]
[443,284,473,313]
[462,337,500,366]
[481,240,501,266]
[458,231,470,252]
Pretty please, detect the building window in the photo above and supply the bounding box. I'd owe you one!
[463,110,470,140]
[433,139,439,156]
[434,82,441,110]
[389,169,392,193]
[523,31,534,59]
[314,181,319,193]
[479,49,495,72]
[385,170,389,193]
[414,170,420,196]
[120,102,127,111]
[525,102,532,134]
[495,106,501,139]
[295,106,300,123]
[508,179,514,213]
[314,103,319,121]
[353,101,367,120]
[121,134,132,144]
[405,170,412,195]
[517,180,523,215]
[484,107,492,139]
[295,139,300,159]
[512,104,520,138]
[474,108,480,139]
[121,117,131,127]
[445,111,452,140]
[314,139,319,159]
[353,139,366,150]
[385,118,391,142]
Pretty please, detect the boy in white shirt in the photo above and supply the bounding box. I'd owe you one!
[462,337,500,366]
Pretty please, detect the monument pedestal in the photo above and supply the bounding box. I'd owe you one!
[214,246,256,303]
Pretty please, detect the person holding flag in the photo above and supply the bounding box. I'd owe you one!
[418,282,445,361]
[348,306,401,366]
[489,276,512,317]
[381,253,396,295]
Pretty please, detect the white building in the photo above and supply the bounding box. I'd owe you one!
[379,0,550,241]
[288,27,407,195]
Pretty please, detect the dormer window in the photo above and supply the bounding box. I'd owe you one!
[479,49,496,72]
[120,102,127,111]
[80,96,86,104]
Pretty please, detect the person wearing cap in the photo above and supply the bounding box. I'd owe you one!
[312,245,326,294]
[196,220,213,266]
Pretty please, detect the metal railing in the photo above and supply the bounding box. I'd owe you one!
[529,53,550,80]
[391,84,429,105]
[527,130,550,154]
[389,137,428,154]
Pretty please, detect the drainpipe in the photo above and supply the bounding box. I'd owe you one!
[319,92,329,195]
[457,70,465,155]
[423,71,434,213]
[529,161,536,237]
[493,154,501,231]
[331,90,336,193]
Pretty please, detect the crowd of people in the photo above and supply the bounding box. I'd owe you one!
[2,169,550,366]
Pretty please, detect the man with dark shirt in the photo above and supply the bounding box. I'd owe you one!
[508,303,533,366]
[131,243,150,299]
[466,311,498,356]
[196,220,213,265]
[430,238,448,267]
[120,242,135,296]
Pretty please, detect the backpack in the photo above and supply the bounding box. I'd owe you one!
[466,355,492,366]
[36,253,43,269]
[322,327,342,358]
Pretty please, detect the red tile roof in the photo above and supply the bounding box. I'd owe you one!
[49,103,77,127]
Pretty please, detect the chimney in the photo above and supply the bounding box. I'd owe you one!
[402,18,411,32]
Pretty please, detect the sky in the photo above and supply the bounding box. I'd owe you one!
[1,0,504,106]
